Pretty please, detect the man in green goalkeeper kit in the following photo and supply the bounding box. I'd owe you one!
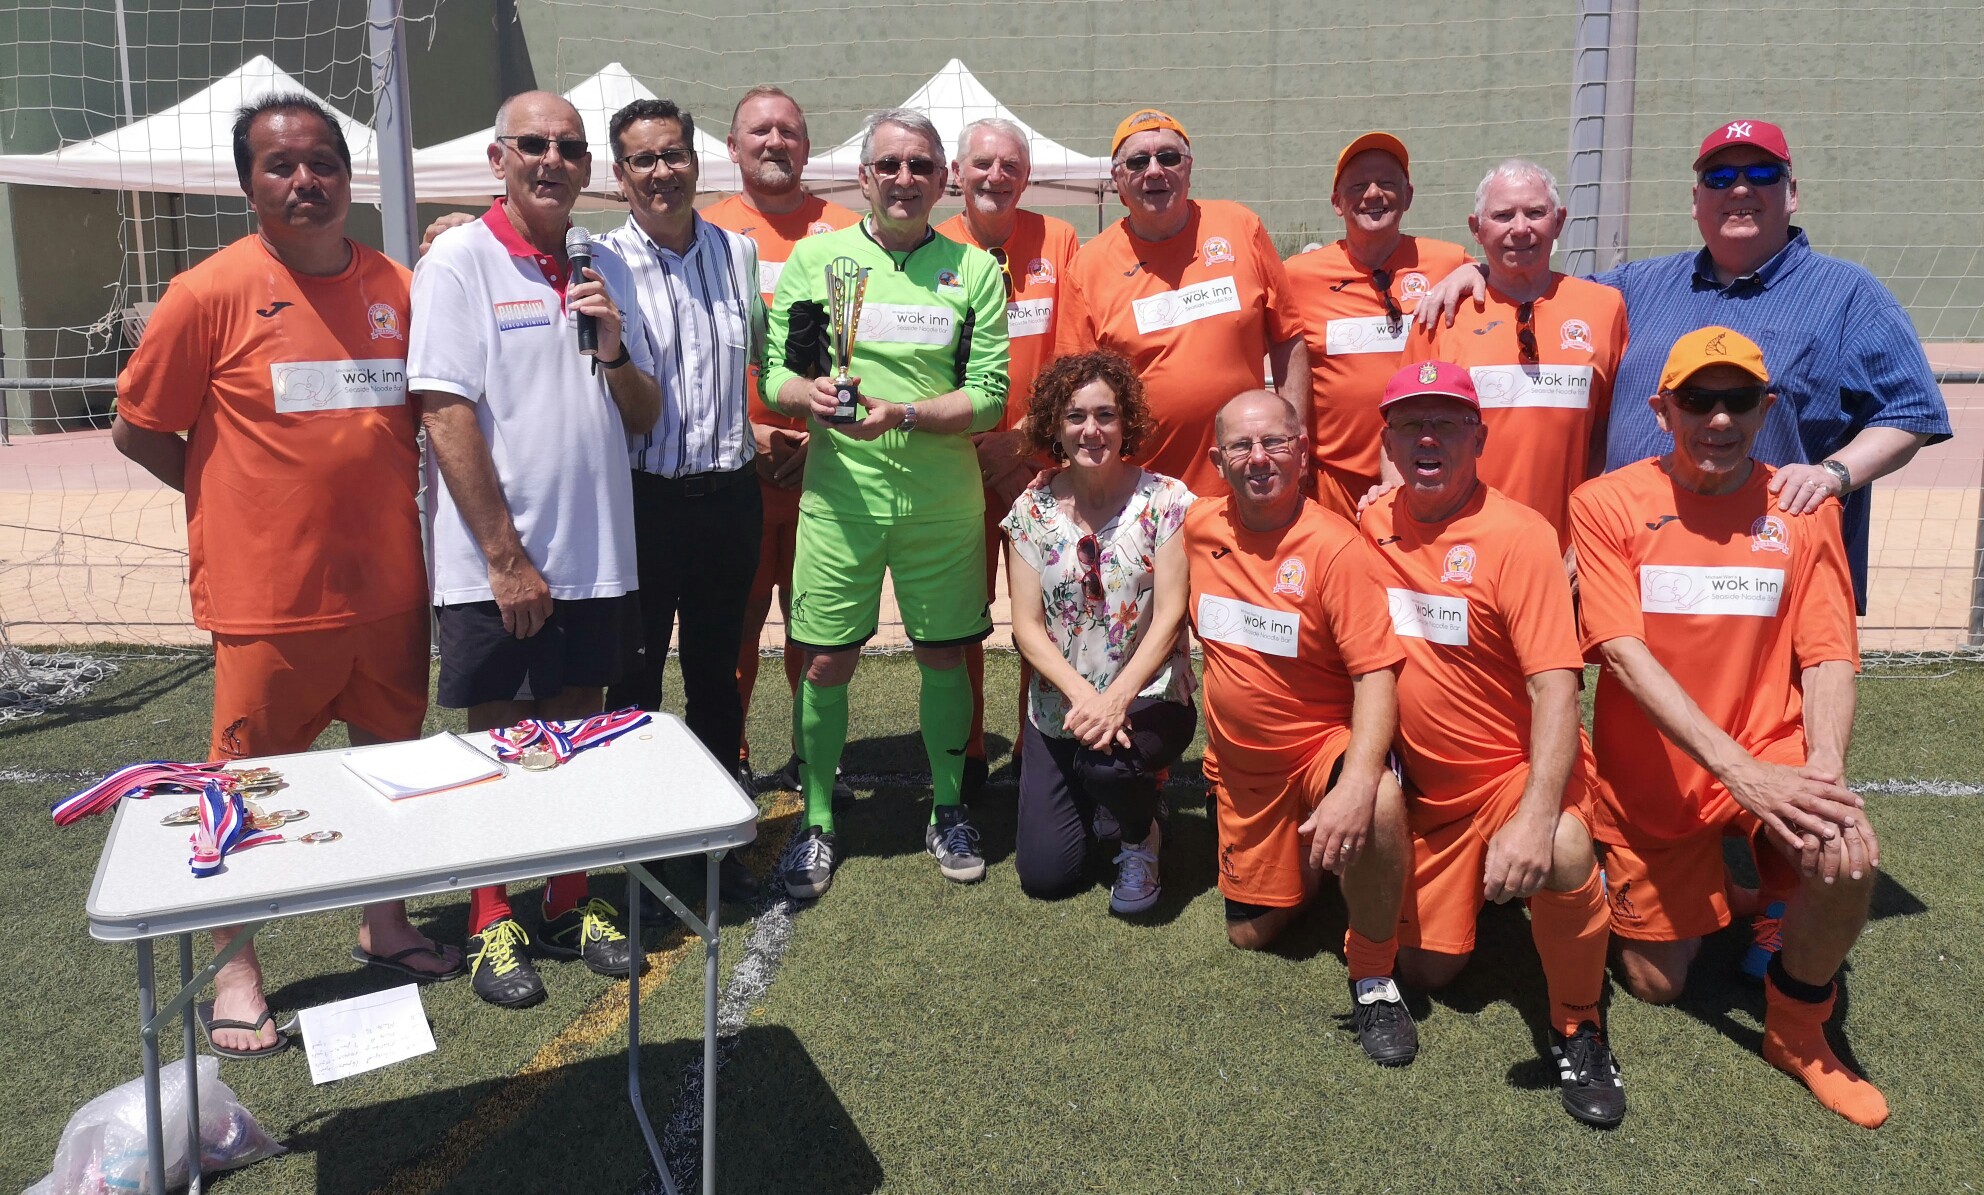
[765,107,1010,899]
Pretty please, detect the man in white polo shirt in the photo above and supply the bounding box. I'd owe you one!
[410,90,661,1009]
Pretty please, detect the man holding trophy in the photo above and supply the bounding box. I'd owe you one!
[765,107,1011,900]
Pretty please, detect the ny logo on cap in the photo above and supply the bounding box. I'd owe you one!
[1419,362,1440,384]
[1726,121,1754,138]
[1705,332,1728,356]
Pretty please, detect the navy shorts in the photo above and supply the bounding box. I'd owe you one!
[434,594,642,708]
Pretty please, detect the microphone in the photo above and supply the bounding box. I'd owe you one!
[565,225,598,355]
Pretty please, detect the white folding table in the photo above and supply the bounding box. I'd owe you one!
[85,712,756,1195]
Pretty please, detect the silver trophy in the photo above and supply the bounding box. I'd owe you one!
[824,256,871,423]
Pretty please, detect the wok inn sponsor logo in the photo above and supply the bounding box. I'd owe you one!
[270,359,409,413]
[1131,277,1242,335]
[1196,592,1300,658]
[1639,565,1785,617]
[1387,588,1470,646]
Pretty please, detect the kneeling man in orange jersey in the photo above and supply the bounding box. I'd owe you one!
[1366,361,1620,1126]
[1571,327,1884,1128]
[1184,389,1416,1067]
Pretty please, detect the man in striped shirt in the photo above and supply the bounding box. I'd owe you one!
[598,98,768,907]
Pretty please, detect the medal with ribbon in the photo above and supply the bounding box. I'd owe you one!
[187,780,283,878]
[52,760,240,826]
[490,707,651,771]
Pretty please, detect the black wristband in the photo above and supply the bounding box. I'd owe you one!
[596,346,632,370]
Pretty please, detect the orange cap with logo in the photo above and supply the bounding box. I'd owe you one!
[1334,132,1410,188]
[1112,108,1190,156]
[1658,326,1770,391]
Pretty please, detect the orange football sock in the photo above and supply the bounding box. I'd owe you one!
[1530,867,1610,1035]
[1345,928,1398,983]
[1763,971,1889,1128]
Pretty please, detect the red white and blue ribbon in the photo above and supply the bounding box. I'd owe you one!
[51,760,235,826]
[187,780,282,878]
[490,707,651,766]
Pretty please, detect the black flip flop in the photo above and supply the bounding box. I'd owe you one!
[195,1000,292,1060]
[350,942,468,982]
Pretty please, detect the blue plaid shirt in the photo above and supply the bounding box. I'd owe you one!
[1595,228,1952,609]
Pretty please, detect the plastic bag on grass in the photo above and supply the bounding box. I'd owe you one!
[25,1055,285,1194]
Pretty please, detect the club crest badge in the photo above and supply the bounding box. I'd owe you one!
[1272,556,1307,599]
[1026,257,1056,286]
[1202,236,1235,266]
[1419,362,1441,385]
[1750,514,1790,554]
[1441,543,1478,585]
[807,221,835,236]
[367,302,403,340]
[1560,318,1594,352]
[936,269,963,289]
[1400,272,1429,300]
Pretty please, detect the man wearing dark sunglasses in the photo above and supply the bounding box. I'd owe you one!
[1285,133,1473,520]
[1400,160,1626,565]
[1421,119,1950,612]
[936,117,1084,802]
[765,107,1011,900]
[1570,326,1887,1129]
[1057,107,1309,498]
[411,90,663,1007]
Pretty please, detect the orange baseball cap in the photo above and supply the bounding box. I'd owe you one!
[1335,131,1410,187]
[1381,360,1479,411]
[1658,326,1770,391]
[1112,108,1190,156]
[1693,118,1792,169]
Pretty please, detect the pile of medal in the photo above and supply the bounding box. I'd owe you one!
[156,767,338,844]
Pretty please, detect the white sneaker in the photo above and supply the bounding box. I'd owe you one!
[1110,822,1161,914]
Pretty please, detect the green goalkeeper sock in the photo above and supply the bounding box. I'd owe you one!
[795,679,849,835]
[918,660,972,821]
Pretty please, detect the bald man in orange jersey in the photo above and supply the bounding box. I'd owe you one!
[1366,361,1621,1127]
[1572,327,1883,1128]
[702,85,860,791]
[1184,389,1416,1068]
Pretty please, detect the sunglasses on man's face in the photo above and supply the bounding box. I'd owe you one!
[1669,384,1767,415]
[1516,301,1539,364]
[500,134,589,161]
[1117,149,1187,173]
[1698,162,1788,190]
[867,156,938,178]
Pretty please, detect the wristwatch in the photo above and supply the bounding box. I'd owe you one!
[1819,458,1852,492]
[900,402,918,432]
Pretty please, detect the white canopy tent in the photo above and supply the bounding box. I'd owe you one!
[409,62,737,205]
[804,59,1114,209]
[0,55,381,200]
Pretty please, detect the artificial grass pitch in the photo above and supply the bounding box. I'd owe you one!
[2,650,1982,1192]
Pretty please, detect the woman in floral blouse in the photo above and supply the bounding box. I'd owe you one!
[1002,351,1197,913]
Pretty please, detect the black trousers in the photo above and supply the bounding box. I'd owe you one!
[606,466,763,764]
[1015,696,1197,900]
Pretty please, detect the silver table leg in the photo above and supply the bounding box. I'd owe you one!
[626,853,724,1195]
[181,935,204,1193]
[138,939,166,1195]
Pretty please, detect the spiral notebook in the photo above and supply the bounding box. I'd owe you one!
[341,732,505,801]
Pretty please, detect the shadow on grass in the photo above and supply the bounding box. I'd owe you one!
[0,652,211,747]
[288,1024,882,1195]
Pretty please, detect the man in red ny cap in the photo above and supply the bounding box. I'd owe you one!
[1284,134,1473,518]
[1420,118,1948,620]
[1362,360,1621,1127]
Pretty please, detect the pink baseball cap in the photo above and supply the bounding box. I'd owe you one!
[1694,118,1792,169]
[1381,360,1479,411]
